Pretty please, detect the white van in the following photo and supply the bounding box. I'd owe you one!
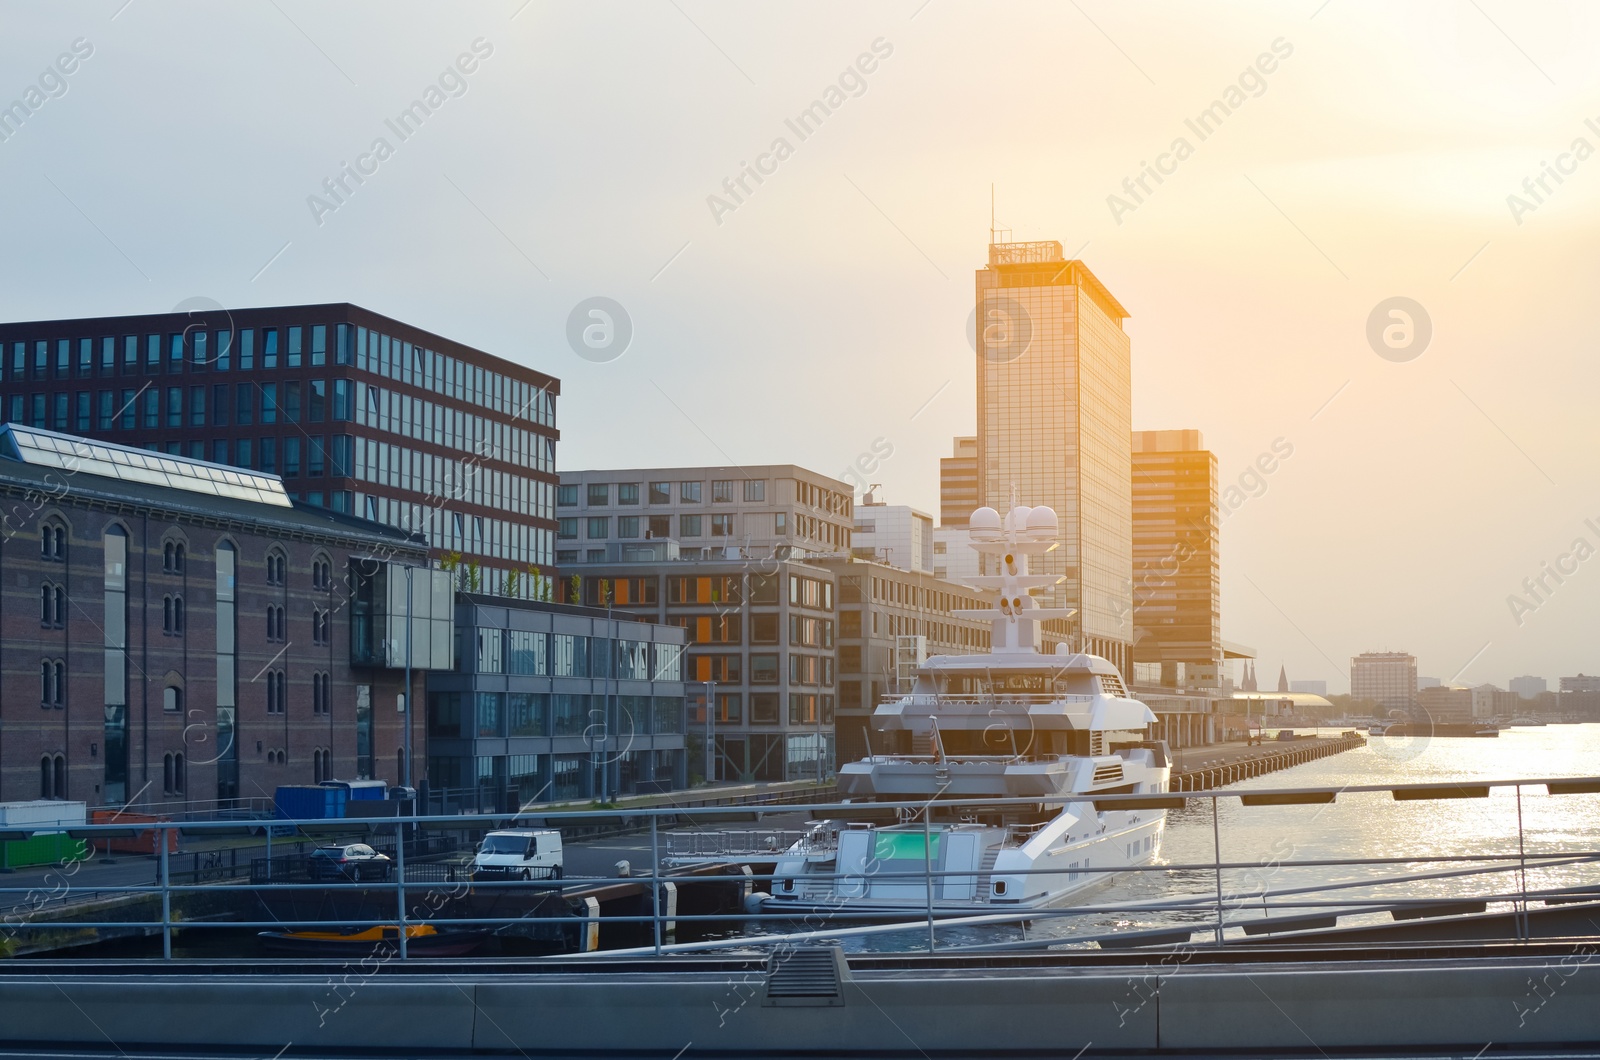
[473,829,564,881]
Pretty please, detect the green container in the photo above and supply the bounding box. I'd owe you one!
[0,832,89,871]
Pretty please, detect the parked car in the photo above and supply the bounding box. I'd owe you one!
[306,843,393,881]
[472,829,563,881]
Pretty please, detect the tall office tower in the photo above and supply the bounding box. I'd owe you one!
[1351,651,1419,710]
[975,241,1133,673]
[0,304,559,594]
[939,436,979,527]
[1131,430,1220,690]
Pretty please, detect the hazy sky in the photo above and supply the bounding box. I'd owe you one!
[4,1,1598,694]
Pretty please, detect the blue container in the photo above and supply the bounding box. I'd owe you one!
[274,785,347,821]
[320,779,388,801]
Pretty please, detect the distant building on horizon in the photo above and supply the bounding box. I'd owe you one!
[1559,674,1600,693]
[1351,651,1418,710]
[1130,429,1220,691]
[1418,676,1441,689]
[976,240,1132,673]
[1510,675,1547,700]
[939,436,979,528]
[1291,679,1327,696]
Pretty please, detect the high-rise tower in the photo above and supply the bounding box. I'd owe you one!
[975,241,1132,674]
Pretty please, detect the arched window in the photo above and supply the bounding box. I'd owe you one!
[40,756,53,798]
[163,685,183,713]
[311,556,333,591]
[53,755,65,799]
[173,543,185,573]
[40,659,65,708]
[172,596,185,634]
[163,595,174,634]
[40,521,66,562]
[163,542,175,572]
[266,549,286,586]
[40,583,65,627]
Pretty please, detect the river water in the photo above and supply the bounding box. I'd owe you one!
[854,723,1600,951]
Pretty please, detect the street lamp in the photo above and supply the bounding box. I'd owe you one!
[700,679,718,785]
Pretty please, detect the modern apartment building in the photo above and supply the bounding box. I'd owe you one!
[1130,430,1221,690]
[0,304,560,596]
[851,493,933,573]
[0,424,433,810]
[1351,651,1418,710]
[424,595,687,812]
[939,436,979,527]
[1559,674,1600,693]
[556,465,852,564]
[975,241,1133,673]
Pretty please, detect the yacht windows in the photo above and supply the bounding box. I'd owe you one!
[937,671,1096,695]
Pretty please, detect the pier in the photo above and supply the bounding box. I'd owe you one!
[1170,731,1366,791]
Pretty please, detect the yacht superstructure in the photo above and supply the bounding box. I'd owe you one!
[762,501,1170,914]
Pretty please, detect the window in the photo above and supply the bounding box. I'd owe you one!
[750,653,779,685]
[309,379,326,422]
[266,550,286,585]
[311,558,333,590]
[558,518,578,540]
[163,685,183,713]
[711,513,733,537]
[680,481,701,503]
[616,516,640,538]
[557,484,578,506]
[744,480,766,502]
[163,541,186,573]
[586,516,609,539]
[712,480,734,503]
[647,515,671,539]
[41,754,66,799]
[266,669,287,714]
[40,658,65,708]
[310,324,327,366]
[648,481,671,504]
[39,583,65,628]
[163,594,185,635]
[679,514,702,537]
[587,482,609,506]
[312,672,330,715]
[617,483,639,505]
[751,693,780,725]
[287,326,303,368]
[751,613,778,644]
[775,512,788,536]
[163,752,185,796]
[312,608,330,645]
[266,605,286,641]
[40,521,66,561]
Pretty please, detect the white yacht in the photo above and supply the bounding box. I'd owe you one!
[762,501,1171,915]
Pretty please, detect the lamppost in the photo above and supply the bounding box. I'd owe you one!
[402,564,415,792]
[700,679,718,785]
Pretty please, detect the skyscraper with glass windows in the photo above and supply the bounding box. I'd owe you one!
[0,304,559,596]
[975,242,1133,674]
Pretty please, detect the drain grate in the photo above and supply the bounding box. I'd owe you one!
[763,945,849,1007]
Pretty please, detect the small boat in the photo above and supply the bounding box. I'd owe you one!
[258,923,487,957]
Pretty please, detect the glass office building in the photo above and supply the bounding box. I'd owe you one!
[975,242,1133,674]
[0,304,559,596]
[425,596,688,811]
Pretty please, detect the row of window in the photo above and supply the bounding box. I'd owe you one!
[680,652,836,687]
[561,479,766,507]
[354,325,555,428]
[356,491,554,568]
[2,379,354,437]
[356,382,555,473]
[354,435,548,520]
[1,325,343,382]
[430,691,686,740]
[662,614,836,648]
[474,629,683,681]
[698,691,837,726]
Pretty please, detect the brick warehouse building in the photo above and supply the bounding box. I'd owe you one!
[0,302,560,600]
[0,424,431,812]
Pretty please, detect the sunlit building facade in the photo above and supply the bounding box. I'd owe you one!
[975,241,1133,674]
[1131,429,1220,690]
[1351,651,1418,710]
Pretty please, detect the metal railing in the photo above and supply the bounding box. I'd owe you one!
[2,774,1598,961]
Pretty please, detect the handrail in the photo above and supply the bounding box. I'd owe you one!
[3,774,1598,961]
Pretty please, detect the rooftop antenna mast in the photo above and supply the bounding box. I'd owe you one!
[990,183,996,245]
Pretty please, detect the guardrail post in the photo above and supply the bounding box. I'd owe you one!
[924,811,935,954]
[650,813,663,956]
[1210,795,1224,946]
[160,823,172,960]
[396,819,408,960]
[1514,783,1529,943]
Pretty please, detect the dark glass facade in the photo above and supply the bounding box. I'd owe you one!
[0,304,560,595]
